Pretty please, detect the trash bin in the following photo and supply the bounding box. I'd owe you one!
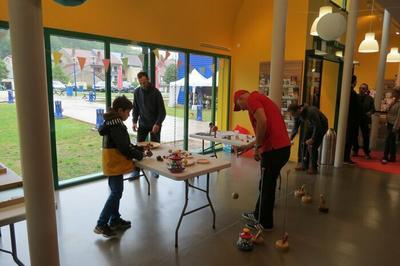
[320,128,336,165]
[78,85,84,92]
[55,100,63,119]
[7,90,14,104]
[66,86,73,96]
[96,108,104,129]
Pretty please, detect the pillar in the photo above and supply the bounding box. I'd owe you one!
[334,0,360,167]
[370,9,390,149]
[8,0,60,265]
[269,0,288,107]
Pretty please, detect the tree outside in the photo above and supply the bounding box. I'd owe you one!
[52,64,71,84]
[163,64,177,85]
[0,60,8,81]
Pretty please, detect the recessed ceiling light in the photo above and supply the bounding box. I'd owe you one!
[396,31,400,35]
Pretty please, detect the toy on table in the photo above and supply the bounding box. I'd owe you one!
[0,165,7,175]
[236,228,254,251]
[208,122,214,135]
[294,184,306,198]
[145,148,153,157]
[156,155,163,162]
[318,194,329,213]
[275,232,289,251]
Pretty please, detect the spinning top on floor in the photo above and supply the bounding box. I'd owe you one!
[232,192,239,199]
[301,193,312,203]
[318,194,329,213]
[236,228,254,251]
[251,229,264,245]
[275,232,289,251]
[294,185,306,198]
[145,149,153,157]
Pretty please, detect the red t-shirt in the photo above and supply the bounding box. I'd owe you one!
[247,92,290,153]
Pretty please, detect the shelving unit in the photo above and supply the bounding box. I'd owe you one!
[259,60,303,134]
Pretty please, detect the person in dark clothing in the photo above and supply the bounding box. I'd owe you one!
[132,71,166,143]
[382,89,400,164]
[131,71,166,178]
[344,75,361,164]
[95,96,145,238]
[288,103,328,174]
[353,83,375,159]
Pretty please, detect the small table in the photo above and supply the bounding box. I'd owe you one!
[134,146,231,247]
[0,164,25,265]
[189,131,254,157]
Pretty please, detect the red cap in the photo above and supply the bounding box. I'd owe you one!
[233,90,249,111]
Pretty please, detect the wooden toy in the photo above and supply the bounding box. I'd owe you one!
[275,232,289,251]
[0,165,7,175]
[294,185,305,198]
[318,194,329,213]
[301,193,312,203]
[251,229,264,245]
[236,228,254,251]
[231,192,239,199]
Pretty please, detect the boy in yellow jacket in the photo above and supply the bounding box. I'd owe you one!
[94,96,144,238]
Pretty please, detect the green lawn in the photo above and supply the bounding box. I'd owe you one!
[0,103,102,180]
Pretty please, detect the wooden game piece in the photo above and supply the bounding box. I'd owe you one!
[275,232,289,251]
[231,192,239,199]
[251,230,264,245]
[0,165,7,175]
[196,158,210,164]
[301,193,312,203]
[318,194,329,213]
[156,155,163,162]
[236,228,254,251]
[294,185,305,198]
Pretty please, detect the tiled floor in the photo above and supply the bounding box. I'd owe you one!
[1,152,400,266]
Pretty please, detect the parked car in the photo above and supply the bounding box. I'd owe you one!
[52,80,66,90]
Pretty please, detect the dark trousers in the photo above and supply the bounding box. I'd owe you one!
[254,146,290,228]
[303,129,326,170]
[137,126,161,143]
[383,123,397,161]
[97,175,123,226]
[344,124,359,161]
[353,120,371,155]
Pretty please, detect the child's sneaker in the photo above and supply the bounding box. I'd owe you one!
[241,212,257,223]
[94,224,117,238]
[110,218,131,231]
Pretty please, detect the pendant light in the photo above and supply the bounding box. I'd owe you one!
[310,6,333,36]
[387,47,400,63]
[358,0,379,53]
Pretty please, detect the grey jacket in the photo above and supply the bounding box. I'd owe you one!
[387,100,400,130]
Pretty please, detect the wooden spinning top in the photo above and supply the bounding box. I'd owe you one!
[251,229,264,245]
[275,232,289,251]
[294,185,305,198]
[301,193,312,203]
[318,194,329,213]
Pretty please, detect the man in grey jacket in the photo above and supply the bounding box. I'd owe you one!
[288,103,328,174]
[382,89,400,164]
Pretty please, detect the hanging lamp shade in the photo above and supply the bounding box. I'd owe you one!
[387,47,400,63]
[54,0,87,6]
[310,6,333,36]
[317,13,347,40]
[358,32,379,53]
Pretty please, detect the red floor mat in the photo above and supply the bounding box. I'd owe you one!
[352,151,400,174]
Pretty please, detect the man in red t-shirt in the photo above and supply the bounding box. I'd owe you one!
[234,89,291,231]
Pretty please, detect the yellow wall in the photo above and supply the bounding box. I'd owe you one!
[320,60,340,128]
[216,58,230,131]
[0,0,242,55]
[354,14,400,89]
[230,0,309,161]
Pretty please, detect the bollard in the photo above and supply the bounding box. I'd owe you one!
[96,108,104,129]
[89,91,94,102]
[7,90,14,104]
[196,105,203,121]
[55,100,63,119]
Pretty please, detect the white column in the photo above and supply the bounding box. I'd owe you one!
[334,0,360,167]
[269,0,288,107]
[370,9,390,149]
[8,0,60,265]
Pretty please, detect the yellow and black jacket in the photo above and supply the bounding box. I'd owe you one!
[99,111,144,176]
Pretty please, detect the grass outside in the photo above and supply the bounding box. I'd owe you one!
[0,103,102,180]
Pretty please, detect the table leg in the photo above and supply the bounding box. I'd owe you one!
[9,224,24,266]
[202,139,205,154]
[175,180,189,248]
[141,170,151,196]
[206,173,216,229]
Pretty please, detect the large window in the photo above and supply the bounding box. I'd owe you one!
[0,27,21,175]
[49,35,106,183]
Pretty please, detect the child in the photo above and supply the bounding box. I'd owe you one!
[94,95,144,238]
[382,89,400,164]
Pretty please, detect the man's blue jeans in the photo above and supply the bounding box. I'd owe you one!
[97,175,123,226]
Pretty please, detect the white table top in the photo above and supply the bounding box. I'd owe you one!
[135,146,231,181]
[189,131,254,146]
[0,202,25,227]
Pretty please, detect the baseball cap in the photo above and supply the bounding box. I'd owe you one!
[233,89,249,111]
